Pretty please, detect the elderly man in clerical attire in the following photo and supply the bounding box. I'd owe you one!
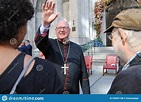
[34,0,90,94]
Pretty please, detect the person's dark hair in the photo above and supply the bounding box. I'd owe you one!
[0,0,34,42]
[25,40,30,43]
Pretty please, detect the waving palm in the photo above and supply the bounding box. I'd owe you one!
[42,0,58,26]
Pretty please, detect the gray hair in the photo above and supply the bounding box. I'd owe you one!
[122,29,141,52]
[56,19,70,28]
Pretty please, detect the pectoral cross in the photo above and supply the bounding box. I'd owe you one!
[61,63,69,74]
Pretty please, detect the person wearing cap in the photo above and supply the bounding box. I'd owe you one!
[105,8,141,94]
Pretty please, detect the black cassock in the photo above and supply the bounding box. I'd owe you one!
[35,29,90,94]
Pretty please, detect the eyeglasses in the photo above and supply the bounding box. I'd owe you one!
[56,27,69,31]
[107,34,113,41]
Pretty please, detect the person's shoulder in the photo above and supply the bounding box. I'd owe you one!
[34,57,55,68]
[35,57,50,63]
[129,65,141,77]
[119,65,141,77]
[29,44,32,47]
[48,38,58,45]
[49,38,55,41]
[70,41,82,49]
[70,41,79,46]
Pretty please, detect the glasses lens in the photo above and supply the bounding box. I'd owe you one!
[56,27,68,30]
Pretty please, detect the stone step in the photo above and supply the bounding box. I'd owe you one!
[87,47,115,53]
[33,47,116,62]
[84,47,116,61]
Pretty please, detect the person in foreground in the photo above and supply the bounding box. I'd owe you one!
[34,0,90,94]
[0,0,62,94]
[105,8,141,94]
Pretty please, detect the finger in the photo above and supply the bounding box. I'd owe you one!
[52,13,58,21]
[46,1,49,9]
[44,0,47,5]
[51,2,55,10]
[42,4,45,11]
[48,1,53,9]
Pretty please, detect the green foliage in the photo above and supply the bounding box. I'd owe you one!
[80,38,105,52]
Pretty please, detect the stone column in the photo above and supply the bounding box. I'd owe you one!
[100,10,106,45]
[76,0,90,44]
[26,0,37,53]
[69,0,79,44]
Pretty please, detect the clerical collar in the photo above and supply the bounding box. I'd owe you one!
[122,51,141,70]
[57,38,69,45]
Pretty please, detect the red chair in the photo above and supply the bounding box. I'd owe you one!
[84,56,93,76]
[103,55,118,76]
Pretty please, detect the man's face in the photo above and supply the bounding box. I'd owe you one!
[55,21,70,41]
[111,28,127,62]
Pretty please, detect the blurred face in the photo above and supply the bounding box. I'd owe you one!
[55,20,70,41]
[25,41,29,46]
[110,28,127,62]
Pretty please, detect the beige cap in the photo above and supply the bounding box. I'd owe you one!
[105,8,141,33]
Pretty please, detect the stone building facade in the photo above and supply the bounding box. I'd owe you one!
[26,0,104,56]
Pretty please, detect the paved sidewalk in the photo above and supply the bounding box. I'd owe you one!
[89,62,116,94]
[80,62,116,94]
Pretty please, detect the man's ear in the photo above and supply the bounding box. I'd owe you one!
[137,0,141,5]
[118,28,127,45]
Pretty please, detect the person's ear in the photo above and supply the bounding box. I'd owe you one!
[118,28,127,46]
[137,0,141,5]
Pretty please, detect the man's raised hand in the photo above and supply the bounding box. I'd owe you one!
[42,0,58,27]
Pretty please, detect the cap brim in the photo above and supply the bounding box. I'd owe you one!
[104,25,114,33]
